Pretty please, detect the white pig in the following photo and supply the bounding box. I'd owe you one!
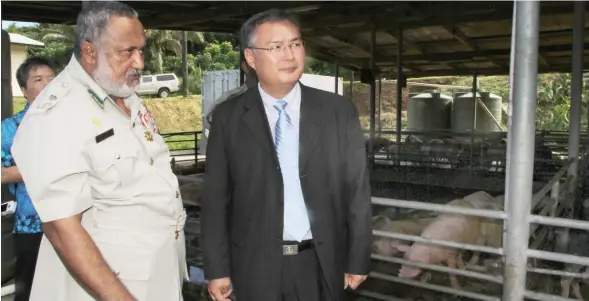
[372,215,435,257]
[397,198,485,289]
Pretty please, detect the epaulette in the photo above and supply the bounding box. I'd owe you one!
[32,80,73,113]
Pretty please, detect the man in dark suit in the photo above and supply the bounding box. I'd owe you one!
[201,8,372,301]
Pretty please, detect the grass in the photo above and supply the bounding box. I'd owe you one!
[144,94,202,152]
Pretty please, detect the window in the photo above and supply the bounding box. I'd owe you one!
[142,76,153,83]
[156,75,176,81]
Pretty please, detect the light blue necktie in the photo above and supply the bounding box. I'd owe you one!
[273,100,311,242]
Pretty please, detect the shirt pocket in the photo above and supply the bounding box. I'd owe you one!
[88,133,141,193]
[96,242,155,300]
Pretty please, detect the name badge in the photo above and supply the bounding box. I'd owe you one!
[95,128,115,144]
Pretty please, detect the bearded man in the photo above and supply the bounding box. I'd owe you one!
[11,2,187,301]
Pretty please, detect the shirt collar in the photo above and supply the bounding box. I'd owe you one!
[258,82,300,110]
[64,54,141,111]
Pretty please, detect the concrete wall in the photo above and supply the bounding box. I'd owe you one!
[10,44,27,98]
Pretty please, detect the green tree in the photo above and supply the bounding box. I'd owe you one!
[144,30,205,74]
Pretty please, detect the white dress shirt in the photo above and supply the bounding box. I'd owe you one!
[258,82,313,241]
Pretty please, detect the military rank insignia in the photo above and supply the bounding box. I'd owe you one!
[144,130,154,142]
[139,103,160,142]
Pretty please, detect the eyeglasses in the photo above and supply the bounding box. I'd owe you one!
[248,40,305,54]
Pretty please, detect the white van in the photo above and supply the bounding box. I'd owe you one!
[136,73,180,98]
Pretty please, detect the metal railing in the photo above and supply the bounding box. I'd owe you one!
[363,153,589,301]
[160,131,203,163]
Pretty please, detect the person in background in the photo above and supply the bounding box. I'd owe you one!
[1,56,55,301]
[201,8,372,301]
[11,2,187,300]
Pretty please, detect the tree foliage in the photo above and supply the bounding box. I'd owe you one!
[6,23,587,132]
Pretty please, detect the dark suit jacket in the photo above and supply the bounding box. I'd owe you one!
[201,83,372,301]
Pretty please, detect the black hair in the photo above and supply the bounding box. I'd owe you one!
[15,56,56,88]
[239,8,300,48]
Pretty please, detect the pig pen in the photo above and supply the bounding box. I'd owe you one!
[346,179,589,301]
[178,178,589,301]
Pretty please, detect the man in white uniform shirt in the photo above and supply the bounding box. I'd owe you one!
[11,2,187,301]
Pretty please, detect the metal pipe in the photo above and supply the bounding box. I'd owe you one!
[503,0,517,255]
[524,291,582,301]
[531,159,574,209]
[378,76,382,136]
[384,79,471,90]
[349,71,354,98]
[527,249,589,266]
[334,63,339,95]
[476,97,505,131]
[527,267,589,279]
[469,73,478,176]
[373,230,504,255]
[369,272,501,301]
[239,45,245,86]
[502,1,540,301]
[371,254,504,283]
[568,0,585,214]
[351,290,406,301]
[395,27,403,148]
[371,197,506,220]
[369,22,377,169]
[529,213,589,231]
[181,31,189,97]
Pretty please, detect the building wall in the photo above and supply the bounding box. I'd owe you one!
[10,44,27,98]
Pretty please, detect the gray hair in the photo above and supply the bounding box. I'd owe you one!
[74,1,138,59]
[239,8,300,48]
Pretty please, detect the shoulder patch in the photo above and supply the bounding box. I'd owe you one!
[33,81,72,113]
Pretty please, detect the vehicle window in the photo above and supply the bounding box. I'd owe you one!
[156,75,176,82]
[142,77,153,83]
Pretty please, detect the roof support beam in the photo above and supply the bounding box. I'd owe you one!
[344,42,589,66]
[441,24,506,68]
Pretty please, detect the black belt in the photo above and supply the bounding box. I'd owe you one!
[282,239,313,256]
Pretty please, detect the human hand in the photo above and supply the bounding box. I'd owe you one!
[208,277,232,301]
[344,273,367,290]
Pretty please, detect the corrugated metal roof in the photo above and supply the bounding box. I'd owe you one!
[8,33,44,47]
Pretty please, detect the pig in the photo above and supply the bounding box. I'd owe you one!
[461,191,504,266]
[372,215,435,257]
[397,198,485,289]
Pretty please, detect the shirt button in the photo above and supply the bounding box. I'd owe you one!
[133,123,136,128]
[149,158,154,165]
[176,191,180,198]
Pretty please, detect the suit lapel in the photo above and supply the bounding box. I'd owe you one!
[299,84,323,173]
[241,88,278,163]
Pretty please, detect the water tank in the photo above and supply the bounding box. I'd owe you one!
[452,92,503,134]
[406,92,453,140]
